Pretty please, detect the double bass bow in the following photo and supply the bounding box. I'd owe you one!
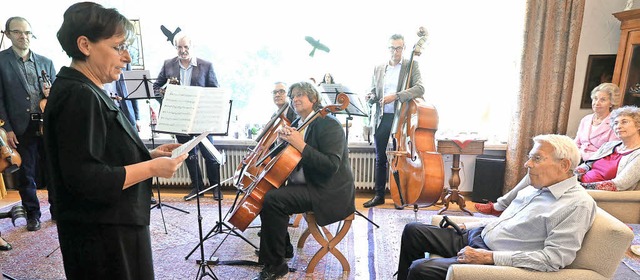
[228,93,349,231]
[387,27,444,209]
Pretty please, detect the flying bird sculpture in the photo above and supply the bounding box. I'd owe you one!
[160,25,181,45]
[305,36,330,57]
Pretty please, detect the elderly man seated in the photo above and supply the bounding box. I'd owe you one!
[396,134,597,280]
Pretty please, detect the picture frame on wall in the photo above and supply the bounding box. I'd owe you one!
[580,54,616,109]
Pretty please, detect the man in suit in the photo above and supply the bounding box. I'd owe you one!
[272,81,297,123]
[254,81,355,279]
[153,34,222,201]
[363,33,424,209]
[0,17,57,231]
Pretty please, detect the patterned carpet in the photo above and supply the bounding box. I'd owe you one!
[623,224,640,276]
[0,191,639,279]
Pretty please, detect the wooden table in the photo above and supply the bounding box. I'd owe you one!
[436,139,485,215]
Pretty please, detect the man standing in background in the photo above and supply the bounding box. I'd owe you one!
[153,33,222,201]
[0,17,57,230]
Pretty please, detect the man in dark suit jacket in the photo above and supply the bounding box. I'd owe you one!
[255,81,356,279]
[152,34,222,201]
[0,17,57,231]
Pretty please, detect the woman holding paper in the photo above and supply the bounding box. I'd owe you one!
[43,3,187,279]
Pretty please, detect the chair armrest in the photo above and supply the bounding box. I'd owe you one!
[587,190,640,224]
[445,265,607,280]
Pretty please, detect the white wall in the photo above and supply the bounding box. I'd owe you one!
[567,0,628,137]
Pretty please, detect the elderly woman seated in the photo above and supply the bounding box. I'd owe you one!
[476,105,640,216]
[577,105,640,191]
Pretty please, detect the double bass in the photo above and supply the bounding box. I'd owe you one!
[387,27,444,209]
[228,94,349,231]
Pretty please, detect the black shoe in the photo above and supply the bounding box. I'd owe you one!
[212,187,223,201]
[150,196,157,205]
[363,196,385,208]
[0,236,11,251]
[27,218,41,231]
[253,262,289,280]
[394,204,405,210]
[183,189,203,201]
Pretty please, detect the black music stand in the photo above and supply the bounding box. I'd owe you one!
[122,72,190,236]
[320,85,379,228]
[154,83,235,279]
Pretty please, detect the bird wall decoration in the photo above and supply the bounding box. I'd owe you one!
[160,25,181,45]
[305,36,330,57]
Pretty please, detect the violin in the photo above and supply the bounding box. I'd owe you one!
[387,27,444,209]
[39,70,51,113]
[0,120,21,174]
[228,93,349,231]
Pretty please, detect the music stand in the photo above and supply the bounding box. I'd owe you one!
[320,85,379,228]
[121,72,190,236]
[154,84,236,279]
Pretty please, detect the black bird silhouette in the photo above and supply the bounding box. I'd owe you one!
[305,36,330,57]
[160,25,181,45]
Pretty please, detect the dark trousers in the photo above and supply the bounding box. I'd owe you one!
[175,135,220,192]
[15,121,43,220]
[397,223,488,280]
[57,222,154,280]
[258,184,312,266]
[373,113,394,197]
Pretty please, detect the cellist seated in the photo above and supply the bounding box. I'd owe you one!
[254,81,356,280]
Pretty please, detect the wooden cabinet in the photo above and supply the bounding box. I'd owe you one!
[613,9,640,106]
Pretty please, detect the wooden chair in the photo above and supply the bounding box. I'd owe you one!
[296,212,354,272]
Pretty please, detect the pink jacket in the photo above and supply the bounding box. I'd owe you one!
[574,113,619,161]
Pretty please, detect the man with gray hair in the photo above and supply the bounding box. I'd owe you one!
[153,33,221,201]
[396,134,597,280]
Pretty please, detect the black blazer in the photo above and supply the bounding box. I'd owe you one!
[0,48,57,135]
[292,114,355,226]
[44,66,151,225]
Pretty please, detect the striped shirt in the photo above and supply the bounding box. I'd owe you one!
[467,176,596,271]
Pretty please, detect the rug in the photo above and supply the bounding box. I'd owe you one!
[1,191,638,280]
[622,224,640,276]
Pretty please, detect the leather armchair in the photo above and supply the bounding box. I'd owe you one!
[430,208,633,280]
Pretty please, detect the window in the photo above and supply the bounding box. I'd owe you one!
[11,0,525,144]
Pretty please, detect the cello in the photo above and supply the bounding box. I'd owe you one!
[228,93,349,231]
[232,104,291,191]
[387,27,444,209]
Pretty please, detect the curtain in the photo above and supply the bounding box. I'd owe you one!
[503,0,585,192]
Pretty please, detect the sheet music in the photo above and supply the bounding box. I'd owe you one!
[156,84,231,134]
[171,131,210,158]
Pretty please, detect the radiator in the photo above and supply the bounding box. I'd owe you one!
[157,147,376,190]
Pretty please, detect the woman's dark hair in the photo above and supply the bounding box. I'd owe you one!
[57,2,135,61]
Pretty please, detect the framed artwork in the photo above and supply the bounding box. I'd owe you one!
[580,54,616,109]
[129,19,145,70]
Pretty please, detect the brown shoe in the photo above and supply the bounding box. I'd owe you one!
[474,202,503,216]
